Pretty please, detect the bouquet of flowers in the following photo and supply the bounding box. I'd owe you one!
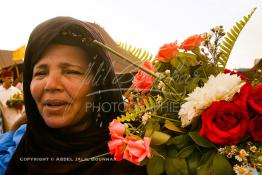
[93,7,261,175]
[6,92,24,111]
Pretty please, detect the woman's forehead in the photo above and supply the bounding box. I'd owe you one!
[42,44,87,57]
[34,44,89,68]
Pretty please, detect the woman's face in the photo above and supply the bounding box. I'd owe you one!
[30,44,93,131]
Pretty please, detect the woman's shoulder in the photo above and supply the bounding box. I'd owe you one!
[0,124,26,174]
[0,124,26,146]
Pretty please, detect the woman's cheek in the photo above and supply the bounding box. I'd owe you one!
[30,80,44,101]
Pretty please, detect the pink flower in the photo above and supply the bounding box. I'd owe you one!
[143,59,154,70]
[109,119,125,139]
[108,139,125,161]
[132,60,155,94]
[156,41,179,62]
[180,34,204,51]
[123,137,152,165]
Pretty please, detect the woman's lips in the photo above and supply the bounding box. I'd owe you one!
[43,100,70,115]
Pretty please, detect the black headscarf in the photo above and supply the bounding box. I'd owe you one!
[5,17,146,175]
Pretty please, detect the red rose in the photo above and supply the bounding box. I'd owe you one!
[249,115,262,142]
[248,84,262,115]
[234,83,262,115]
[180,34,204,51]
[224,69,247,81]
[233,82,252,110]
[156,41,179,62]
[132,60,155,94]
[200,101,249,145]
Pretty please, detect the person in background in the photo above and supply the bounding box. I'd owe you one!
[1,16,146,175]
[0,69,23,132]
[15,73,23,91]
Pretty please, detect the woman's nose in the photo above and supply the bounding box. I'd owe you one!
[44,72,63,92]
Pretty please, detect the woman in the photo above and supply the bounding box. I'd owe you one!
[3,17,146,174]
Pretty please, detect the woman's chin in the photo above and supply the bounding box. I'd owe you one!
[43,115,70,128]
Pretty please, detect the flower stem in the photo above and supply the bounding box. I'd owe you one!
[93,40,179,96]
[151,114,180,122]
[131,123,144,135]
[93,40,157,78]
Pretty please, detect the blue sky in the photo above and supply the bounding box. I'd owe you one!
[0,0,261,69]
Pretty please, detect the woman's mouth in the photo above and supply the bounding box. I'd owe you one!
[43,100,70,114]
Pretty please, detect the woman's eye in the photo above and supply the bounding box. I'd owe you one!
[33,71,47,77]
[64,70,82,75]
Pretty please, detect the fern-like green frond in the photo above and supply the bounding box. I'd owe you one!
[217,7,257,68]
[118,42,156,62]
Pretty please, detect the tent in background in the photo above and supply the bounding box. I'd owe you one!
[0,50,23,69]
[0,49,23,84]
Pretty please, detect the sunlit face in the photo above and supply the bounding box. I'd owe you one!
[30,44,93,131]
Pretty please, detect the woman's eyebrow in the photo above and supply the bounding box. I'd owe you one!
[59,62,83,69]
[34,64,48,70]
[34,63,83,69]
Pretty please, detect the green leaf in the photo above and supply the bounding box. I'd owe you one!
[186,77,201,92]
[166,134,192,149]
[118,42,155,62]
[212,154,234,175]
[197,151,216,175]
[192,48,209,63]
[217,7,257,68]
[187,150,201,175]
[164,120,183,133]
[151,131,171,145]
[199,151,215,165]
[220,44,230,54]
[188,132,216,148]
[176,145,195,158]
[230,28,238,38]
[224,37,234,46]
[143,98,150,109]
[165,158,189,175]
[167,146,178,158]
[147,156,165,175]
[149,96,155,107]
[226,31,236,41]
[145,122,154,137]
[145,121,160,137]
[177,52,199,66]
[170,57,181,68]
[134,104,145,113]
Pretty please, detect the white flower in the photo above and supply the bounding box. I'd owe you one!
[233,165,248,175]
[250,146,257,153]
[142,112,151,125]
[235,155,243,162]
[178,73,244,127]
[158,81,165,90]
[233,164,259,175]
[218,147,225,154]
[165,70,171,75]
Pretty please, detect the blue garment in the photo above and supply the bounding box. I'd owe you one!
[0,124,26,175]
